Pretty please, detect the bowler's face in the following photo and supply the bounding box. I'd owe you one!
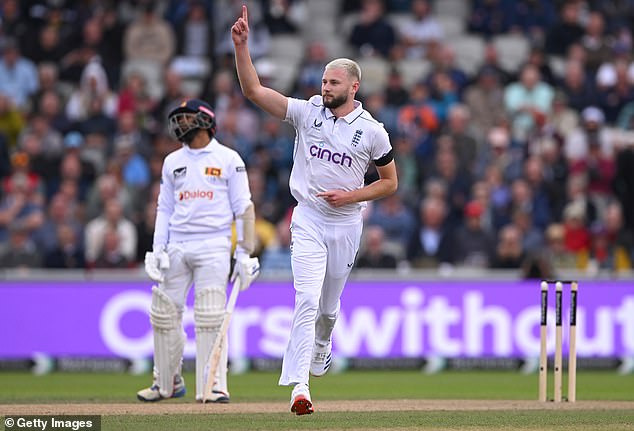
[322,67,356,109]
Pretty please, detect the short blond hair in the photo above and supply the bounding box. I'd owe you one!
[325,58,361,82]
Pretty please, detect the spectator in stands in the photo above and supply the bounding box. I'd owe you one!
[0,153,45,243]
[510,177,550,230]
[397,81,439,162]
[84,198,137,267]
[504,64,554,144]
[580,11,612,74]
[534,222,581,275]
[443,104,478,175]
[445,200,495,268]
[562,200,591,257]
[117,71,156,129]
[471,180,494,232]
[112,135,151,194]
[510,207,544,254]
[36,88,72,135]
[565,106,612,164]
[174,0,214,58]
[398,0,443,59]
[93,226,132,268]
[533,136,569,221]
[112,110,153,160]
[406,196,452,269]
[84,172,134,222]
[468,0,514,37]
[426,45,469,95]
[427,70,460,122]
[294,41,329,99]
[509,0,556,45]
[0,37,38,111]
[392,133,421,206]
[476,126,523,183]
[602,200,634,263]
[123,3,175,66]
[43,223,85,269]
[0,223,42,268]
[384,68,410,107]
[523,47,556,86]
[0,92,25,150]
[367,193,416,253]
[356,225,398,269]
[429,146,473,229]
[65,60,118,123]
[544,1,584,56]
[596,58,634,123]
[464,66,507,141]
[349,0,396,58]
[25,25,67,66]
[569,137,616,214]
[546,91,579,140]
[491,224,525,269]
[59,18,106,85]
[263,0,305,35]
[152,68,186,128]
[33,192,81,253]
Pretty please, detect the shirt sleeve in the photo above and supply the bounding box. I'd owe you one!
[153,158,175,248]
[370,126,393,162]
[228,153,252,216]
[285,97,309,128]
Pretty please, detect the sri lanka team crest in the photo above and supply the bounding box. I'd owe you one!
[205,167,221,176]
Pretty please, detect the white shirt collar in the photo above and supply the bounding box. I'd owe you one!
[183,137,216,154]
[323,100,364,123]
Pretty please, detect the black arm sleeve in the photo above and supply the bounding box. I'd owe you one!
[373,149,394,167]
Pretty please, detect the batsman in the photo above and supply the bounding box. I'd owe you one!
[137,99,260,403]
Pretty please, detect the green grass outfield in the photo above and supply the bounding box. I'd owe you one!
[1,370,633,430]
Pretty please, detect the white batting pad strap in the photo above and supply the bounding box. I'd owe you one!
[149,286,185,398]
[150,287,179,330]
[194,288,225,329]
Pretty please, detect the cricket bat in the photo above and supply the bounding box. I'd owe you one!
[202,277,241,402]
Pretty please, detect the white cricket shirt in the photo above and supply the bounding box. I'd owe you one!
[285,95,393,219]
[153,138,252,247]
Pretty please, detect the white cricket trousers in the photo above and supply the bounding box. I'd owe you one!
[279,204,363,386]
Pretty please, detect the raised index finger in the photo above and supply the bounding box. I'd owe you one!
[242,4,248,22]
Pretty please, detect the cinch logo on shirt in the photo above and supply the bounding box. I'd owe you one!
[309,144,352,167]
[178,190,214,201]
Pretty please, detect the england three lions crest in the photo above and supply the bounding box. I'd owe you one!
[351,129,363,147]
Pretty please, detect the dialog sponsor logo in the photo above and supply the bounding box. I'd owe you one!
[178,190,214,201]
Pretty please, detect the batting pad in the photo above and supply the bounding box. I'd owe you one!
[150,286,185,398]
[194,288,226,399]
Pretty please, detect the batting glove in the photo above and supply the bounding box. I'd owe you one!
[231,256,260,291]
[144,247,170,283]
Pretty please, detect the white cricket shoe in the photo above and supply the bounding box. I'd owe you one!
[137,374,186,402]
[290,383,313,415]
[310,342,332,377]
[196,389,231,403]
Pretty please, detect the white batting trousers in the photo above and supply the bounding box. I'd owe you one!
[161,237,231,309]
[159,237,232,394]
[279,204,363,386]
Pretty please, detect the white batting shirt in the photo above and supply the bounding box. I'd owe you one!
[285,95,393,219]
[153,138,252,247]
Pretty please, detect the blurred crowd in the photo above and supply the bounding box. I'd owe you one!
[1,0,633,279]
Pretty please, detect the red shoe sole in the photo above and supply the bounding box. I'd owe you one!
[291,396,314,415]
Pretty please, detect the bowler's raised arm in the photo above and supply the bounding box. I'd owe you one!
[231,5,288,120]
